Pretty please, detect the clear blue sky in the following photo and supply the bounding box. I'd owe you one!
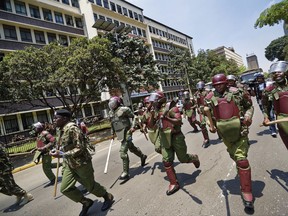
[127,0,285,72]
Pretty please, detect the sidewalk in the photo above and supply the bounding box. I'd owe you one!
[11,129,112,174]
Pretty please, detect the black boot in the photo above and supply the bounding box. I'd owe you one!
[141,155,147,167]
[79,198,93,216]
[101,192,114,211]
[164,162,180,196]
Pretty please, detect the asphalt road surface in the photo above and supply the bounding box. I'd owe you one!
[1,99,287,216]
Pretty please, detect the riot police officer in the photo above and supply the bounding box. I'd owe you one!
[205,74,255,210]
[108,96,147,181]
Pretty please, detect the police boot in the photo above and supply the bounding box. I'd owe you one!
[164,162,180,196]
[79,197,94,216]
[141,154,147,167]
[237,160,254,210]
[119,160,130,181]
[19,193,34,206]
[202,128,210,148]
[101,192,114,211]
[189,154,200,168]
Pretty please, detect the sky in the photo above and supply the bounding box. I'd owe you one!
[126,0,285,72]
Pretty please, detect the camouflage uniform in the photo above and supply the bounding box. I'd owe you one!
[194,89,210,145]
[182,98,201,132]
[205,84,254,208]
[57,122,107,203]
[146,96,200,195]
[109,106,147,179]
[262,83,288,149]
[33,130,58,182]
[0,145,26,198]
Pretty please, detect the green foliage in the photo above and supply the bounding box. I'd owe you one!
[0,37,122,116]
[104,32,161,92]
[265,35,288,61]
[254,0,288,28]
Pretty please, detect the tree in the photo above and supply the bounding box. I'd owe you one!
[0,37,122,116]
[254,0,288,29]
[105,32,162,93]
[265,35,288,61]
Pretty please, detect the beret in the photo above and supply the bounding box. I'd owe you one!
[55,109,72,118]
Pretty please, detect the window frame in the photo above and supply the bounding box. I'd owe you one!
[29,4,41,19]
[43,8,53,22]
[15,0,27,15]
[54,12,64,24]
[20,27,32,42]
[34,30,46,44]
[3,24,17,40]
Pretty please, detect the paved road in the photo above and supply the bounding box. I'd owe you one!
[1,99,287,216]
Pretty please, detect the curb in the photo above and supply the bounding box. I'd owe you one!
[12,135,113,174]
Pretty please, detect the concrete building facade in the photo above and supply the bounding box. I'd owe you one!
[213,46,244,67]
[0,0,193,143]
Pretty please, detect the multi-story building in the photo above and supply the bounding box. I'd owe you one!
[0,0,194,143]
[212,46,244,67]
[246,53,259,70]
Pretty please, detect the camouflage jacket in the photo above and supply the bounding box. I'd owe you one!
[205,87,254,120]
[0,145,13,175]
[262,82,288,118]
[57,122,91,169]
[109,106,135,133]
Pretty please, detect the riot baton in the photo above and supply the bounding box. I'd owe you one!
[203,106,217,133]
[53,157,60,198]
[104,138,114,174]
[259,117,288,127]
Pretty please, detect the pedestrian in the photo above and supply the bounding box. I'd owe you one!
[204,74,254,210]
[30,122,60,187]
[182,91,201,132]
[108,96,147,181]
[146,91,200,196]
[194,81,210,147]
[0,144,33,206]
[262,61,288,149]
[50,109,114,216]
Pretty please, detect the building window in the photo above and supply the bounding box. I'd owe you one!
[65,14,74,26]
[62,0,69,5]
[4,115,19,134]
[75,17,83,28]
[139,14,143,22]
[133,12,138,20]
[34,30,46,44]
[137,28,142,36]
[37,111,48,123]
[142,29,146,37]
[96,0,102,7]
[59,35,68,46]
[88,0,94,3]
[103,0,109,9]
[29,4,41,19]
[128,10,133,18]
[3,25,17,40]
[84,105,93,117]
[15,0,27,15]
[47,33,56,43]
[71,0,79,8]
[21,113,34,130]
[55,12,64,24]
[0,0,12,12]
[20,28,32,42]
[45,89,56,96]
[122,7,128,16]
[110,2,116,12]
[98,15,105,20]
[114,20,119,27]
[43,8,53,22]
[116,4,122,14]
[106,17,112,23]
[93,13,98,21]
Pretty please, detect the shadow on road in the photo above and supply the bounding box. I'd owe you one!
[217,176,265,216]
[256,129,271,136]
[266,169,288,192]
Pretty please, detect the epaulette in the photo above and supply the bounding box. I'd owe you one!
[205,91,214,100]
[265,84,275,92]
[228,86,239,93]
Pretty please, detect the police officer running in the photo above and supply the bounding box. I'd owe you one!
[108,96,147,181]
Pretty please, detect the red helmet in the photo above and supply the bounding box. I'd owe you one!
[212,74,227,86]
[108,96,122,110]
[143,96,150,104]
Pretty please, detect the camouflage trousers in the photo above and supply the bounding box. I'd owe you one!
[0,172,26,197]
